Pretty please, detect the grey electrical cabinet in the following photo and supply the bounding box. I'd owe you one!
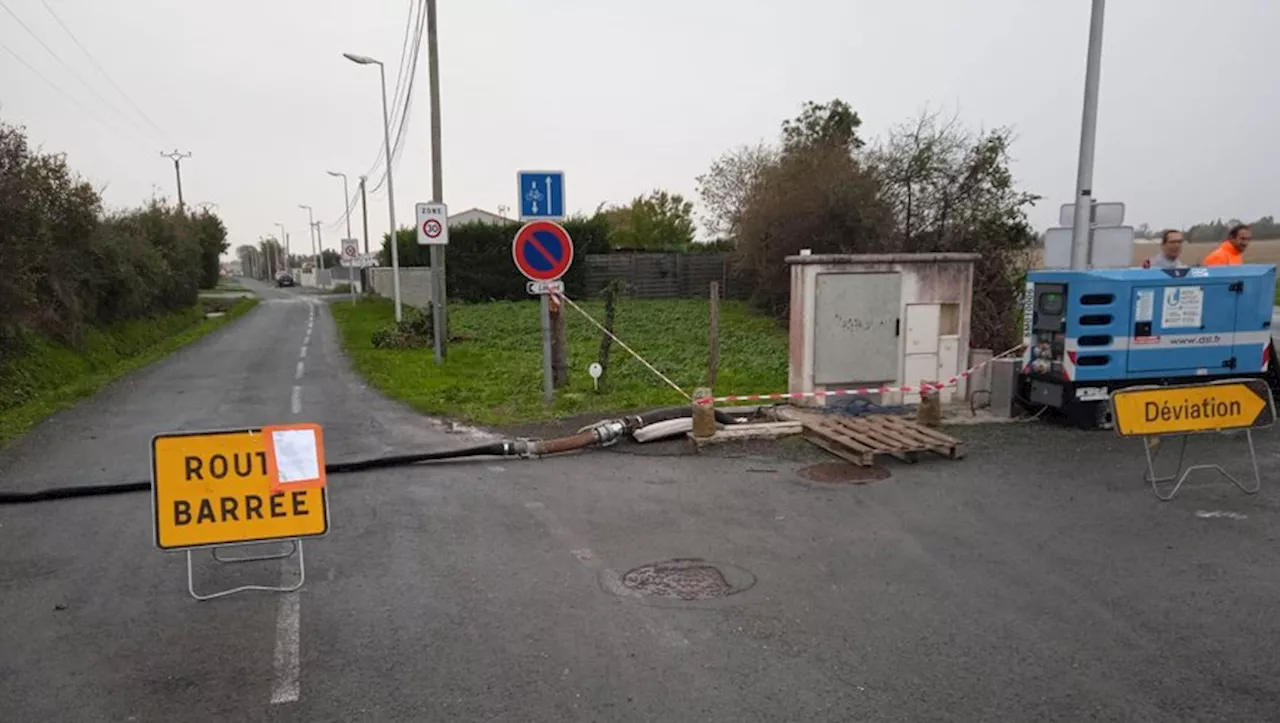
[812,272,902,385]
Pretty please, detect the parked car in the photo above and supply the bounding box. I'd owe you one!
[275,272,295,287]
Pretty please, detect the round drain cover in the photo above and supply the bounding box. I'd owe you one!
[797,462,891,484]
[621,558,746,600]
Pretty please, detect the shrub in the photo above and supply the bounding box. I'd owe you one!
[0,119,229,360]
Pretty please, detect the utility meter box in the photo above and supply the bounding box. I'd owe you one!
[787,253,980,407]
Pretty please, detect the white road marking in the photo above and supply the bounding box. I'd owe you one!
[269,590,301,704]
[1196,510,1248,520]
[270,311,313,705]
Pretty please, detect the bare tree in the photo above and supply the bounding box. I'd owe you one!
[694,142,777,241]
[868,108,1041,349]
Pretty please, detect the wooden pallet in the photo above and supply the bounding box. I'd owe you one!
[782,410,965,467]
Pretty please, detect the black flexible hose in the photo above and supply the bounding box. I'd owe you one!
[324,442,509,474]
[0,441,511,506]
[1,406,744,506]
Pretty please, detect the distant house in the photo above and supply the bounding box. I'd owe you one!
[448,208,513,227]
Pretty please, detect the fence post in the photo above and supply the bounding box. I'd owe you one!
[708,281,720,387]
[596,279,622,388]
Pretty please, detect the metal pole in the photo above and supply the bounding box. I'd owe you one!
[359,176,370,255]
[540,293,553,403]
[341,174,352,241]
[1070,0,1106,270]
[302,205,316,282]
[427,0,446,363]
[358,175,371,296]
[275,222,287,276]
[315,223,324,271]
[377,62,403,322]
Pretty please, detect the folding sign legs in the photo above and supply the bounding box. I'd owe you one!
[186,539,306,601]
[1142,431,1262,502]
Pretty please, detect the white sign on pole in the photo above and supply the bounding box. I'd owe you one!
[355,252,379,268]
[588,362,603,392]
[1089,225,1136,269]
[416,202,449,246]
[1059,201,1125,228]
[339,238,360,267]
[526,280,565,295]
[1041,225,1135,269]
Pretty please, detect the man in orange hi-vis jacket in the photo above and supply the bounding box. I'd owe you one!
[1202,223,1252,266]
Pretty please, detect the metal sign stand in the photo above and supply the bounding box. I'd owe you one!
[1140,432,1261,502]
[1111,379,1274,502]
[186,539,305,601]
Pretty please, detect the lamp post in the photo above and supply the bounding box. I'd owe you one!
[325,170,353,243]
[298,204,318,279]
[274,222,288,276]
[343,51,403,322]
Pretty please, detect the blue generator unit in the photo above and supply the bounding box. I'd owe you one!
[1020,264,1280,428]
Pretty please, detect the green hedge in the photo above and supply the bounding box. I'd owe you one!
[0,120,229,357]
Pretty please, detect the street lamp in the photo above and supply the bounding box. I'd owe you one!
[274,222,288,275]
[325,170,353,250]
[344,51,403,322]
[298,204,319,275]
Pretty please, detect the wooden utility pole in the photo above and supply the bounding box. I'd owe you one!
[160,150,192,211]
[708,281,720,387]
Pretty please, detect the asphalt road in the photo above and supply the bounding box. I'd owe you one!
[4,283,1280,721]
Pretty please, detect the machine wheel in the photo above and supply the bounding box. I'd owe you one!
[1266,343,1280,402]
[1093,400,1115,431]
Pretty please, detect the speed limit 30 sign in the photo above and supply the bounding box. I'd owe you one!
[416,202,449,246]
[339,238,359,267]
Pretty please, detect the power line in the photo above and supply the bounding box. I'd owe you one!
[39,0,168,139]
[0,38,149,151]
[330,0,424,228]
[339,0,419,205]
[386,0,417,132]
[368,0,426,196]
[0,0,155,145]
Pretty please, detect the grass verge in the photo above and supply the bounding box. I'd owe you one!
[331,297,788,425]
[0,297,258,445]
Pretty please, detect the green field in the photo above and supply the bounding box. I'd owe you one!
[330,297,788,425]
[0,298,258,445]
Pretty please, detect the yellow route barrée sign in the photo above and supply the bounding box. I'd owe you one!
[151,428,329,550]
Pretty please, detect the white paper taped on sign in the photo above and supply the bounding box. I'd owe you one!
[272,428,321,482]
[1161,286,1203,329]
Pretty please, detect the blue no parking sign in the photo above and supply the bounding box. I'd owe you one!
[511,221,574,282]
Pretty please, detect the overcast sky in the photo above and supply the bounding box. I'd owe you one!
[3,0,1277,256]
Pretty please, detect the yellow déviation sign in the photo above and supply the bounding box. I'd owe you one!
[152,428,329,550]
[1111,379,1275,437]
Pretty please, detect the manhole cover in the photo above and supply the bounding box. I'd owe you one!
[621,558,741,600]
[797,462,891,484]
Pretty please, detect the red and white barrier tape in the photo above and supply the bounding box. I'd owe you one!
[698,343,1027,405]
